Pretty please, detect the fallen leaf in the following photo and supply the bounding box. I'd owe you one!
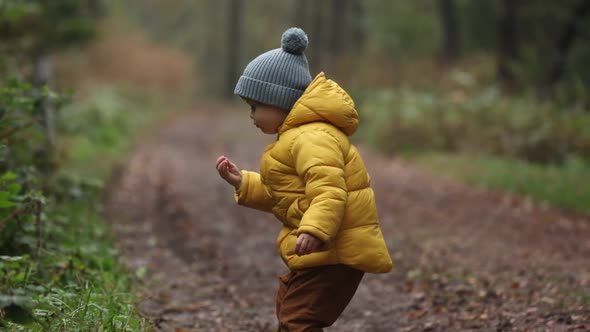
[423,322,435,331]
[409,310,427,319]
[412,292,426,301]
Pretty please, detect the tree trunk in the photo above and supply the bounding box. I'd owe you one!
[294,0,308,27]
[547,0,590,87]
[32,50,57,179]
[438,0,460,64]
[226,0,243,98]
[350,0,366,56]
[87,0,105,18]
[308,1,325,75]
[330,0,346,56]
[33,51,56,151]
[202,0,220,95]
[497,0,519,87]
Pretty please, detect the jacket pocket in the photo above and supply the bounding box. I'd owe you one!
[281,230,298,256]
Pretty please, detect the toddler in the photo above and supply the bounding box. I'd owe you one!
[215,27,392,332]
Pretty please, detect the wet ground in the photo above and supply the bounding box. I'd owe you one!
[105,106,590,331]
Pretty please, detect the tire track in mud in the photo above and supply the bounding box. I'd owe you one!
[105,106,590,332]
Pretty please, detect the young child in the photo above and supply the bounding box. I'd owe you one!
[215,27,392,332]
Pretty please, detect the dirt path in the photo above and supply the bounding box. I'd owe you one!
[105,106,590,332]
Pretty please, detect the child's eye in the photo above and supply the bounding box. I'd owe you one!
[250,105,256,112]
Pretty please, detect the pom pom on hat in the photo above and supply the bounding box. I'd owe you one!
[281,27,308,55]
[234,27,312,111]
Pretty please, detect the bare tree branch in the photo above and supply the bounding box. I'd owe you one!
[0,204,30,231]
[0,120,36,141]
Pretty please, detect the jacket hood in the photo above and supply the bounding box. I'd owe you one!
[278,72,359,136]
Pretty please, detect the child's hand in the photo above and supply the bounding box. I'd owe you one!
[216,156,242,190]
[295,232,323,256]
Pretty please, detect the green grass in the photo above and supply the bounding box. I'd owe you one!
[354,84,590,216]
[1,85,165,331]
[404,152,590,216]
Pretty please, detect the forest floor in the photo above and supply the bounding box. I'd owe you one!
[104,106,590,332]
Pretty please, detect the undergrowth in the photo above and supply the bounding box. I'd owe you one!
[354,71,590,215]
[1,85,163,331]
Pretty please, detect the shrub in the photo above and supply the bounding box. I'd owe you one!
[356,87,590,164]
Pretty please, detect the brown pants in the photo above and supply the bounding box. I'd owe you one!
[276,264,364,332]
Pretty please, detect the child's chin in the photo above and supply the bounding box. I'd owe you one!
[259,128,275,135]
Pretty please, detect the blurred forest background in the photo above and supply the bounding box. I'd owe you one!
[1,0,589,330]
[121,0,590,103]
[121,0,590,160]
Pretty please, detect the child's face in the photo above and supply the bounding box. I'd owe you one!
[245,99,288,135]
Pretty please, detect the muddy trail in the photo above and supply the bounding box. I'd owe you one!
[105,106,590,332]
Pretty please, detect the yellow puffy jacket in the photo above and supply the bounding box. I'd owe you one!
[235,72,393,273]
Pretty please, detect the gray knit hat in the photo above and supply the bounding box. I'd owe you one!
[234,27,312,111]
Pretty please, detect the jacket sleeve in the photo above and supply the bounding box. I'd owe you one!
[290,130,347,243]
[234,170,274,213]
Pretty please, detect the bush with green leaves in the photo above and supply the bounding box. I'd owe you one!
[1,80,153,330]
[0,78,52,256]
[0,1,152,329]
[0,0,100,54]
[0,76,54,327]
[356,85,590,165]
